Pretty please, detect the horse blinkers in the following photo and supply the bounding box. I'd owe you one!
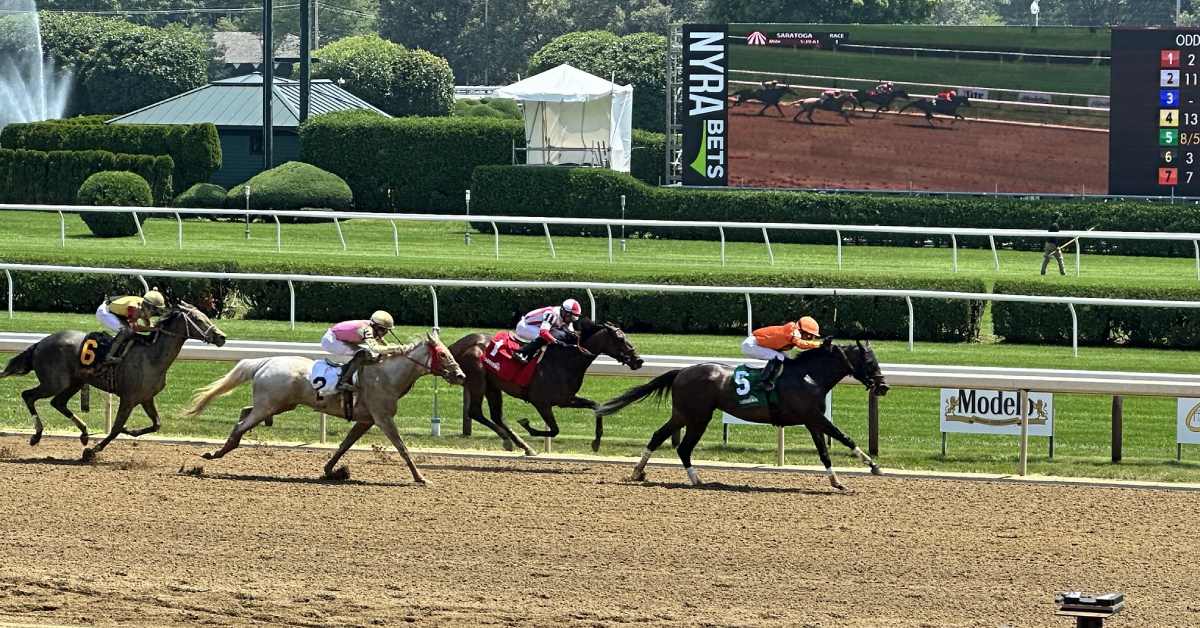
[854,339,889,396]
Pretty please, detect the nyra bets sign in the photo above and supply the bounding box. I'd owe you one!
[682,25,728,186]
[940,388,1054,437]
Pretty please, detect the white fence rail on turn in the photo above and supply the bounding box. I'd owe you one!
[6,203,1200,277]
[4,262,1200,358]
[2,332,1197,476]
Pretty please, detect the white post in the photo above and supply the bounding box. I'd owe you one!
[1075,238,1081,276]
[1068,303,1078,358]
[951,234,958,272]
[606,224,614,263]
[544,436,552,453]
[429,285,440,330]
[1018,388,1029,476]
[175,212,183,249]
[620,194,627,252]
[132,211,146,246]
[776,426,785,466]
[905,295,914,352]
[762,227,774,265]
[274,215,281,252]
[491,222,500,259]
[136,275,149,292]
[745,293,753,335]
[542,223,556,258]
[431,378,441,436]
[391,220,399,256]
[243,185,251,240]
[586,288,596,320]
[464,189,472,246]
[718,226,726,266]
[333,217,347,251]
[1195,240,1199,281]
[57,211,65,248]
[320,413,327,444]
[287,280,296,330]
[4,269,11,318]
[988,234,999,271]
[835,230,843,269]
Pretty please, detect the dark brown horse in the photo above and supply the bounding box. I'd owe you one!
[0,302,226,461]
[594,339,888,490]
[450,318,643,455]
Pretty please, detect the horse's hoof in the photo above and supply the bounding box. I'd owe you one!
[413,477,431,486]
[28,432,41,447]
[81,448,96,463]
[870,464,883,476]
[201,452,215,460]
[324,466,350,481]
[501,439,514,452]
[629,470,646,482]
[830,479,846,491]
[523,449,538,457]
[590,439,601,453]
[79,432,88,446]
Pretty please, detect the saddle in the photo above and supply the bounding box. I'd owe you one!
[481,331,541,387]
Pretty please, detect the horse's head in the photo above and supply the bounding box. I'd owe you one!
[163,300,226,347]
[956,95,971,106]
[580,320,643,370]
[838,339,888,396]
[424,329,466,385]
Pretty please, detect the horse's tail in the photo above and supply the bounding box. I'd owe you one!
[0,344,35,379]
[594,370,679,418]
[182,357,270,418]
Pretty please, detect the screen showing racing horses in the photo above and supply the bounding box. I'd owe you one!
[681,24,1116,195]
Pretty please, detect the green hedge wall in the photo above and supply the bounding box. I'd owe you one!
[471,166,1200,257]
[0,148,174,205]
[993,281,1200,348]
[300,112,664,211]
[0,121,220,191]
[4,259,984,342]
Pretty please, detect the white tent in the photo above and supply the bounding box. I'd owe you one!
[494,64,633,173]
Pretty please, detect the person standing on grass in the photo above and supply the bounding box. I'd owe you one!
[1041,212,1067,276]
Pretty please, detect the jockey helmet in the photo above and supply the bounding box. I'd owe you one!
[561,298,582,319]
[370,310,395,330]
[142,289,166,312]
[798,316,820,337]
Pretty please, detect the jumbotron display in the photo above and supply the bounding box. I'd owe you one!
[679,24,1200,197]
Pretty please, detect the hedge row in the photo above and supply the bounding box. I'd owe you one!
[993,280,1200,348]
[0,121,220,192]
[299,111,665,212]
[470,166,1200,257]
[4,261,985,342]
[0,148,173,205]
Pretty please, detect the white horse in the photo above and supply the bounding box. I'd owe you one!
[183,331,466,484]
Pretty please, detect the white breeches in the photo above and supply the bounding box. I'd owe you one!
[741,336,787,362]
[321,330,360,357]
[513,321,542,343]
[95,302,124,332]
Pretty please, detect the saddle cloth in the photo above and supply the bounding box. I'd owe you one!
[309,360,354,399]
[79,331,114,368]
[730,364,780,409]
[481,331,539,387]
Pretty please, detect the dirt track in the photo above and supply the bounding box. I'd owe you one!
[728,106,1109,194]
[0,436,1195,627]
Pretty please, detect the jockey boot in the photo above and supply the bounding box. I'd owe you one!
[762,358,785,392]
[335,350,371,393]
[103,328,135,366]
[513,337,547,363]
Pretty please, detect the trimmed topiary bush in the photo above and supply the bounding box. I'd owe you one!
[311,34,455,117]
[453,97,521,120]
[174,183,227,209]
[77,171,153,237]
[226,162,353,220]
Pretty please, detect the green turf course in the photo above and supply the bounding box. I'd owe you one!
[731,45,1110,96]
[1,211,1197,291]
[727,24,1112,54]
[1,313,1198,483]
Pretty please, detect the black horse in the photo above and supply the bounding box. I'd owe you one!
[899,95,971,126]
[851,88,910,117]
[451,318,643,455]
[594,339,888,490]
[730,83,791,117]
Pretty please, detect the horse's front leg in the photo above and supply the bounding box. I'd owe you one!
[818,414,882,476]
[324,420,372,479]
[517,403,560,438]
[124,398,162,437]
[83,398,136,462]
[806,424,843,490]
[373,414,427,485]
[202,405,273,460]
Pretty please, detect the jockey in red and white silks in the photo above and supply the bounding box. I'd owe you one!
[513,298,582,362]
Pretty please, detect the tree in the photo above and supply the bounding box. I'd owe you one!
[927,0,1003,24]
[529,30,667,131]
[311,34,455,116]
[707,0,936,23]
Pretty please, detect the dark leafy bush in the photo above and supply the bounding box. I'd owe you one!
[174,183,228,209]
[0,121,221,191]
[453,98,521,120]
[226,161,353,220]
[311,34,455,117]
[76,171,153,237]
[0,148,173,205]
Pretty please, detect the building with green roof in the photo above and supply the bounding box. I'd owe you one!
[107,73,388,188]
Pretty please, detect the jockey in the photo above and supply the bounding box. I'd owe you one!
[820,88,841,105]
[740,316,822,391]
[936,89,957,102]
[513,298,583,363]
[321,310,396,393]
[95,289,166,365]
[875,81,894,95]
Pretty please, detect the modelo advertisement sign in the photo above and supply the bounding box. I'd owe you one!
[682,24,728,186]
[939,388,1054,437]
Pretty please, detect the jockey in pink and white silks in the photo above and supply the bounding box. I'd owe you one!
[320,310,396,392]
[513,298,582,363]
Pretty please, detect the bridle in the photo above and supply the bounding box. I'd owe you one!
[392,338,444,374]
[156,307,219,342]
[589,324,640,367]
[834,343,879,391]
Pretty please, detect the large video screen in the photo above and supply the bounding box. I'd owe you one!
[682,24,1142,195]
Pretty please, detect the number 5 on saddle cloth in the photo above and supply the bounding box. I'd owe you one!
[730,364,780,409]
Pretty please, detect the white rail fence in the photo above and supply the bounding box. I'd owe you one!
[5,203,1200,277]
[2,332,1196,476]
[4,262,1200,358]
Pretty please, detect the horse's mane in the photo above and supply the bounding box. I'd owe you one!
[784,342,867,367]
[382,337,425,357]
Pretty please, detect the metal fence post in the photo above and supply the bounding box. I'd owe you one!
[136,275,149,292]
[320,413,327,444]
[1018,388,1029,476]
[1111,395,1123,463]
[905,296,915,352]
[429,286,440,330]
[542,223,556,258]
[287,281,296,330]
[391,220,399,256]
[988,234,999,271]
[4,270,12,318]
[1075,240,1081,276]
[835,230,843,269]
[951,234,958,272]
[333,217,347,251]
[175,212,183,249]
[762,227,774,265]
[1068,303,1078,358]
[718,226,726,266]
[132,211,146,246]
[868,392,880,457]
[606,224,614,263]
[775,427,785,466]
[491,222,500,259]
[57,211,65,248]
[1194,240,1199,281]
[586,288,596,320]
[745,293,753,335]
